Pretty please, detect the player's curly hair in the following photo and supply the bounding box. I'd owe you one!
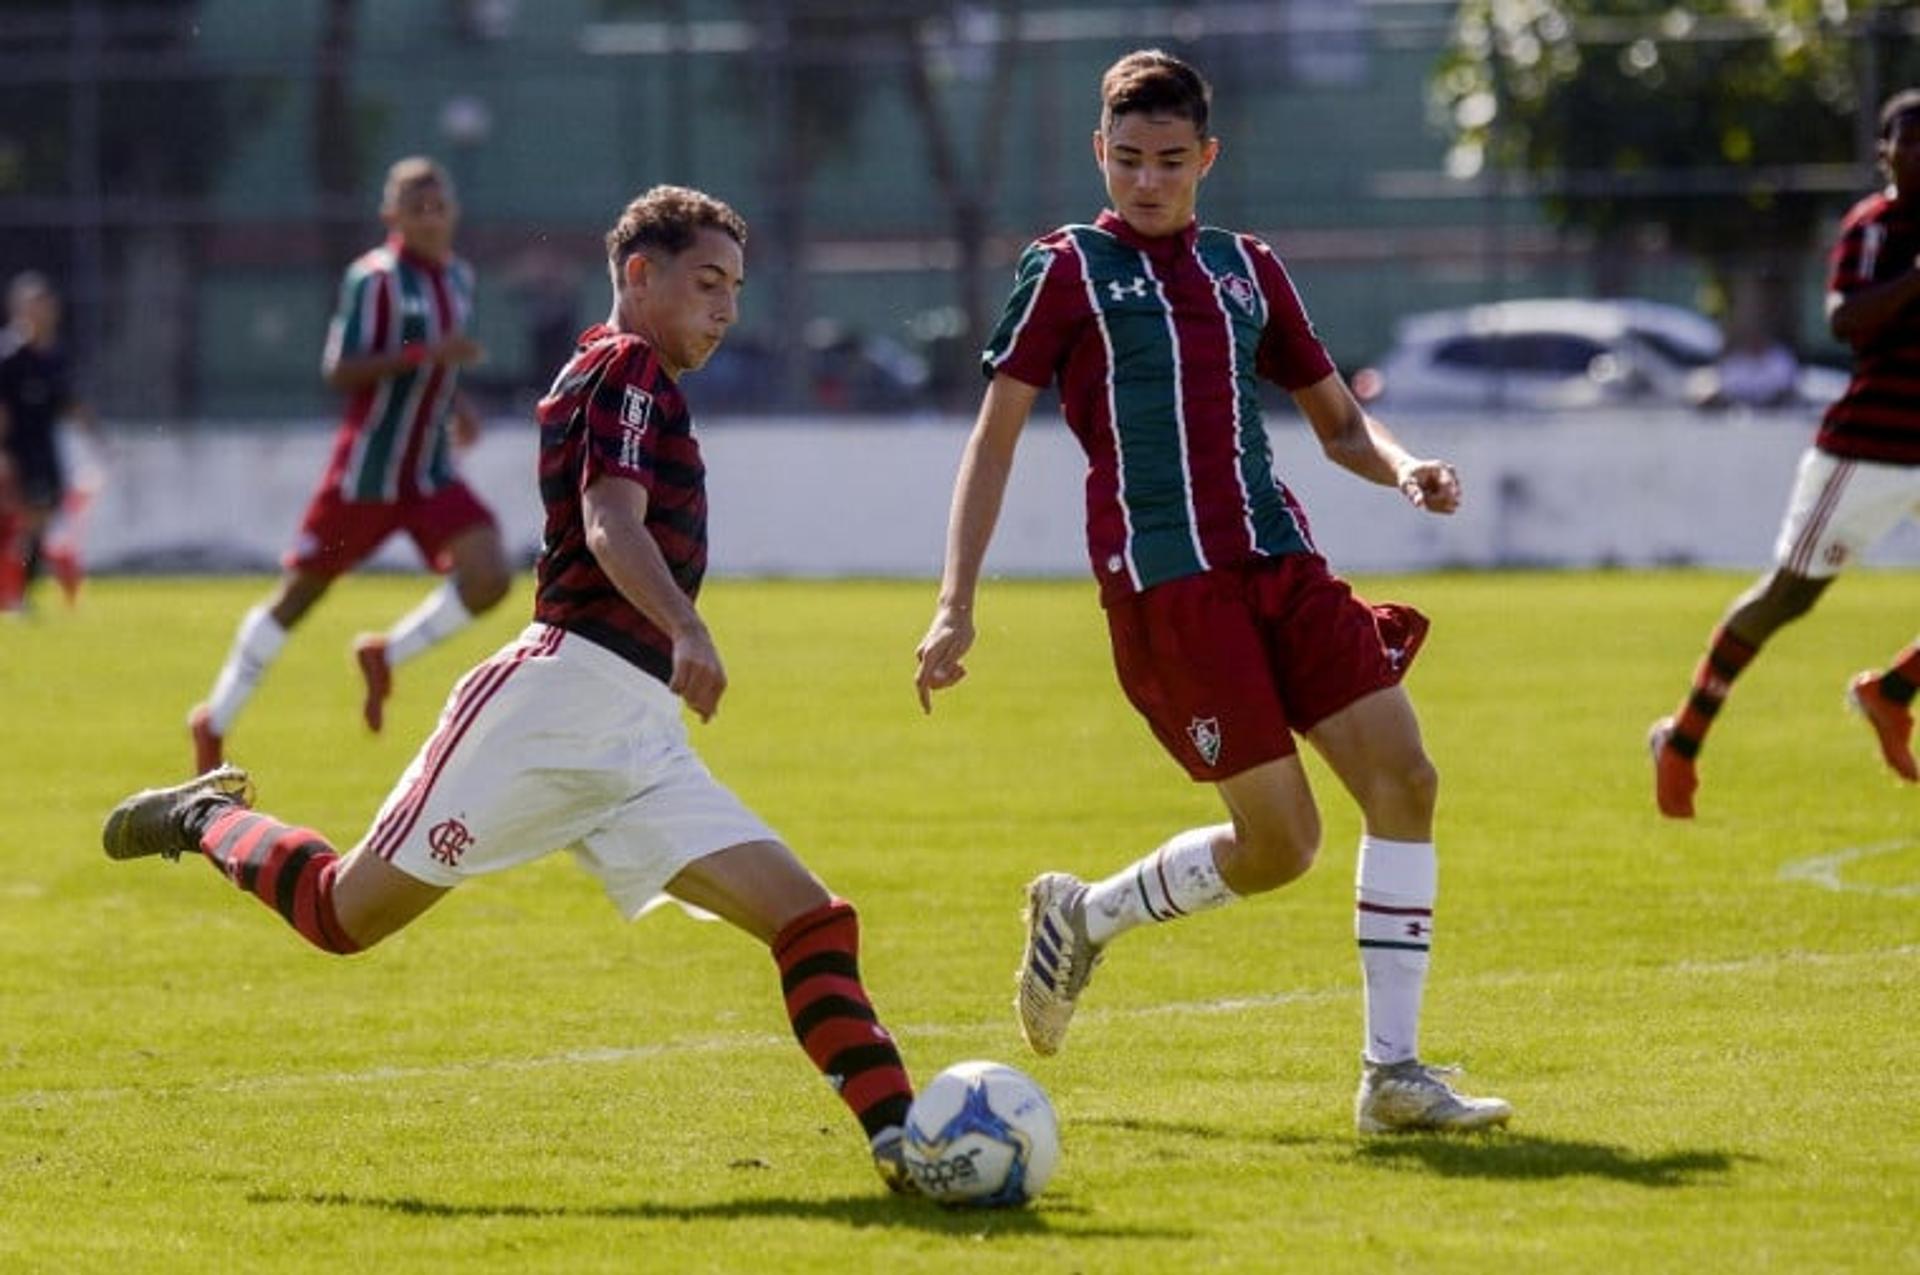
[1100,49,1210,138]
[1880,88,1920,140]
[605,186,748,268]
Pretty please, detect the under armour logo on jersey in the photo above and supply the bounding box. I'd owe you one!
[619,385,653,470]
[1219,272,1256,314]
[1188,716,1222,767]
[1107,276,1150,302]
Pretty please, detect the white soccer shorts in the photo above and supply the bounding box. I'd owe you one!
[353,623,779,918]
[1772,448,1920,578]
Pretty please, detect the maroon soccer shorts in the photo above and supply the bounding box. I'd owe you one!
[1103,554,1429,782]
[285,479,497,578]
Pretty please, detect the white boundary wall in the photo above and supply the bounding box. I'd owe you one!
[79,410,1920,575]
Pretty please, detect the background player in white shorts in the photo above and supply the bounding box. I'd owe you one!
[1651,89,1920,817]
[103,186,921,1194]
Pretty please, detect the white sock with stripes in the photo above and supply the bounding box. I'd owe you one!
[1083,825,1237,946]
[383,580,473,667]
[1356,835,1436,1066]
[206,605,288,734]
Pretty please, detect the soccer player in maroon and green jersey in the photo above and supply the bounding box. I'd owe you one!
[1651,88,1920,816]
[914,48,1510,1134]
[189,157,512,772]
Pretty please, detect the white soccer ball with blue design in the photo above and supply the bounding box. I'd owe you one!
[902,1060,1060,1206]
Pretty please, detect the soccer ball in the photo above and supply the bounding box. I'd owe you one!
[901,1060,1060,1207]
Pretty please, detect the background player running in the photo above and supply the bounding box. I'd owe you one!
[1651,89,1920,815]
[189,157,511,771]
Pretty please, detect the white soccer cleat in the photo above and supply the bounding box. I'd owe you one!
[1355,1059,1513,1135]
[1014,872,1100,1056]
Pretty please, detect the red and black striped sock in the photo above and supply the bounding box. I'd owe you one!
[196,808,361,955]
[1670,625,1759,759]
[772,899,912,1140]
[1880,643,1920,707]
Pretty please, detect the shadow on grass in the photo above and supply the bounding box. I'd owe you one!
[1356,1133,1752,1187]
[1078,1114,1328,1150]
[247,1190,1191,1240]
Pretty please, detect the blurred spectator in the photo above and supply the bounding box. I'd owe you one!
[1695,323,1801,410]
[0,272,96,613]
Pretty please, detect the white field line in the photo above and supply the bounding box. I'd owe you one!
[1778,839,1920,897]
[9,943,1917,1110]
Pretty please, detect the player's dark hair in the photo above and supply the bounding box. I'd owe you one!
[1100,49,1210,138]
[1880,88,1920,140]
[605,185,748,269]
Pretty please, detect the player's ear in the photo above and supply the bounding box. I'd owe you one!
[622,250,651,292]
[1091,129,1107,168]
[1198,135,1220,178]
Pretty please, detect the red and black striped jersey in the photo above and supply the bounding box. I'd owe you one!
[1819,190,1920,466]
[983,209,1336,604]
[532,324,706,684]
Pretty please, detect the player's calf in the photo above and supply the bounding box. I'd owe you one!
[770,899,915,1183]
[102,770,360,955]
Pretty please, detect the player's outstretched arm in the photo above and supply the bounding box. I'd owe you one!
[582,473,727,721]
[1292,372,1460,515]
[915,373,1041,713]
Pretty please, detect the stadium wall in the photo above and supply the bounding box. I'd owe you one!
[79,412,1920,576]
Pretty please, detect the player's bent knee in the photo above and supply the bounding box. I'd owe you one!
[1398,754,1440,814]
[458,569,511,614]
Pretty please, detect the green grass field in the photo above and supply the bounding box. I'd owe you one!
[2,571,1916,1273]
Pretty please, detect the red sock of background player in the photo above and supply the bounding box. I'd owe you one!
[1666,624,1758,761]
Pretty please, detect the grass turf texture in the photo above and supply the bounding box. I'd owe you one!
[2,572,1916,1273]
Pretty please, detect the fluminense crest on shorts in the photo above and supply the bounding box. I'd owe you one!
[1187,716,1222,767]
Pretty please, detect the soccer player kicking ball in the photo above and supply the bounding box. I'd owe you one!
[913,50,1510,1135]
[1651,89,1920,816]
[108,187,920,1193]
[188,157,511,772]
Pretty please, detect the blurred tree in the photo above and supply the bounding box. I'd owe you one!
[1434,1,1920,344]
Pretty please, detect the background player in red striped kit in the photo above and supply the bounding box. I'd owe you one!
[913,48,1509,1134]
[106,185,919,1192]
[1651,89,1920,817]
[188,157,512,772]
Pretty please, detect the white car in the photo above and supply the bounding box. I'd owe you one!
[1352,298,1846,412]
